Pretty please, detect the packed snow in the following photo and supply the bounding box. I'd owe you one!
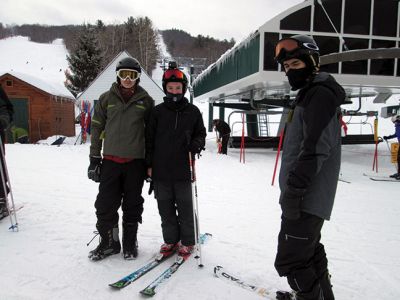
[1,106,400,299]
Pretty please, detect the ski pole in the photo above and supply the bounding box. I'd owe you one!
[0,135,18,231]
[188,151,203,267]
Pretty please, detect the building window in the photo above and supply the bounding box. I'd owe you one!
[370,40,396,76]
[314,0,342,33]
[263,32,279,71]
[280,6,311,32]
[6,80,12,87]
[342,38,369,75]
[344,0,371,35]
[315,35,339,73]
[373,0,398,37]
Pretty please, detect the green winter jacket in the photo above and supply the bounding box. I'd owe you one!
[90,83,154,159]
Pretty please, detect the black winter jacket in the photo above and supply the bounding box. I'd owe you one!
[146,97,206,181]
[279,72,346,220]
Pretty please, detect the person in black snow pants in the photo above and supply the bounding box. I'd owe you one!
[212,119,231,154]
[87,57,154,261]
[383,114,400,179]
[146,63,206,257]
[273,35,346,300]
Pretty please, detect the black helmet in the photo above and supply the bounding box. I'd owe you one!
[162,63,188,94]
[116,57,141,73]
[275,35,320,70]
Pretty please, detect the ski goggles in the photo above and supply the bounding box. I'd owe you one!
[163,68,185,80]
[116,69,140,81]
[275,38,319,61]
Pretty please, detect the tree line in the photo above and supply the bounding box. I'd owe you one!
[0,21,235,96]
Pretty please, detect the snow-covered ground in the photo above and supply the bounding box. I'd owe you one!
[1,115,399,299]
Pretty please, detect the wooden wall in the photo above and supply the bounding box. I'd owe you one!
[0,74,75,143]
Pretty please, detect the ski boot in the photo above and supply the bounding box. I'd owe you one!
[122,222,138,260]
[389,172,399,178]
[178,244,194,256]
[88,224,121,261]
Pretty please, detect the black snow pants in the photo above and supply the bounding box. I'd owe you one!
[95,159,146,230]
[154,180,195,246]
[221,134,229,155]
[275,212,329,296]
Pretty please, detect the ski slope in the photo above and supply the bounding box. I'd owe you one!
[0,127,399,299]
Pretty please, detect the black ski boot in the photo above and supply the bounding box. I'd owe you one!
[122,222,138,260]
[88,224,121,261]
[389,172,399,178]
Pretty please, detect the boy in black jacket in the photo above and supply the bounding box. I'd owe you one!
[146,64,206,256]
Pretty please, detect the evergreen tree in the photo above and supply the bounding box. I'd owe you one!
[65,24,103,97]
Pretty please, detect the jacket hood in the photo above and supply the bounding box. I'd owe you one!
[310,72,346,107]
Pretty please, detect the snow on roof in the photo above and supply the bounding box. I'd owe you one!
[77,51,165,105]
[0,36,74,98]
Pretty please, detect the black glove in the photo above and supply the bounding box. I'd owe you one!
[279,185,306,220]
[188,140,204,154]
[88,156,102,182]
[383,136,389,140]
[146,176,154,195]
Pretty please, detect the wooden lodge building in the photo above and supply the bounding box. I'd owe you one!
[0,71,75,143]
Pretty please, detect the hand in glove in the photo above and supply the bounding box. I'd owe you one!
[383,136,389,140]
[188,140,204,154]
[145,175,154,195]
[88,156,102,182]
[279,185,306,220]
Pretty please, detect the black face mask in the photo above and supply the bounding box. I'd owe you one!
[166,92,184,102]
[286,67,313,91]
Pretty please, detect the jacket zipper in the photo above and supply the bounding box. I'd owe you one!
[175,111,179,129]
[285,234,308,241]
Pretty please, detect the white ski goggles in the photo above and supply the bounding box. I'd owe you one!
[116,69,141,81]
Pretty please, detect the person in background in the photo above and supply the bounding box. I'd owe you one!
[87,57,154,261]
[11,126,29,144]
[0,85,13,220]
[212,119,231,154]
[274,35,345,300]
[146,62,206,257]
[383,114,400,180]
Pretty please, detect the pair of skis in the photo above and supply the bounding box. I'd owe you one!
[109,233,211,296]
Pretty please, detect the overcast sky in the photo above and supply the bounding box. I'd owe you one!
[1,0,304,41]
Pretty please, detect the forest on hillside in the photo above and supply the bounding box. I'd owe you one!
[0,22,235,73]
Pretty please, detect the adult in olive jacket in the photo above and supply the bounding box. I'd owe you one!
[87,57,154,261]
[274,35,345,300]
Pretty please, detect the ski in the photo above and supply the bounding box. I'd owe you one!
[214,266,295,300]
[369,177,400,182]
[139,233,212,297]
[109,249,176,289]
